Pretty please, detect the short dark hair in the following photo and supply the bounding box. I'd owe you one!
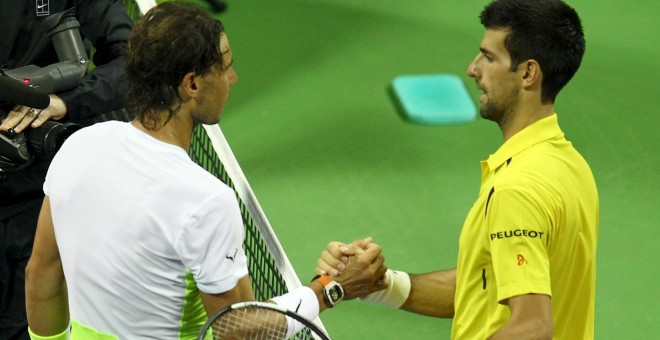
[480,0,585,103]
[125,2,225,129]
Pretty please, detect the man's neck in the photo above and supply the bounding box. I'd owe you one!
[499,100,554,142]
[131,111,195,151]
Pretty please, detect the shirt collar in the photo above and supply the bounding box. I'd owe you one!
[485,113,564,170]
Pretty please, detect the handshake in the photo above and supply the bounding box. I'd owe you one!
[314,237,411,309]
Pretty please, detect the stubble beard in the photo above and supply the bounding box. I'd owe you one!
[480,99,510,126]
[479,87,518,127]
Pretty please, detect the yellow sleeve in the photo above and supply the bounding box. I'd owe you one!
[486,188,552,303]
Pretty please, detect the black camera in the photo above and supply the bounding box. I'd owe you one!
[0,119,80,171]
[0,8,88,173]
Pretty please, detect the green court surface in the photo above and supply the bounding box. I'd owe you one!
[191,0,658,338]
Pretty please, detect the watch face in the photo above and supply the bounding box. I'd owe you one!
[329,286,343,301]
[325,281,344,306]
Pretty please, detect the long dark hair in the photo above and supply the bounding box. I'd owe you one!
[125,2,225,129]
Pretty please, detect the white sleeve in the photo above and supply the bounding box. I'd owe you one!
[175,188,249,294]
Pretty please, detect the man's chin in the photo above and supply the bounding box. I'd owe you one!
[196,115,222,126]
[479,107,501,123]
[479,109,494,121]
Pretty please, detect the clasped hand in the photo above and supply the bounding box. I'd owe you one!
[316,237,387,299]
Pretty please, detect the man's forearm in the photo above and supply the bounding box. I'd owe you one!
[401,269,456,318]
[25,262,69,335]
[25,280,69,335]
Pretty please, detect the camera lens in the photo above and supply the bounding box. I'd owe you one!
[27,121,81,157]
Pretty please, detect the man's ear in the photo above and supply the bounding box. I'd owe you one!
[179,72,198,100]
[521,59,542,90]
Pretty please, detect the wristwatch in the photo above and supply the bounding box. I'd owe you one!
[312,275,344,308]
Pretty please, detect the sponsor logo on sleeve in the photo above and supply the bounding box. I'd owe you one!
[490,229,544,241]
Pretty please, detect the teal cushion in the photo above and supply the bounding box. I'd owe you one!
[391,74,477,125]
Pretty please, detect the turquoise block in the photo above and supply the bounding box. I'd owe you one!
[391,74,477,125]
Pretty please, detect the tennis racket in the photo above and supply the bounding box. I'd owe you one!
[198,301,330,340]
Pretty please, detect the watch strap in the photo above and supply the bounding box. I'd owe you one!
[312,274,333,287]
[311,274,342,308]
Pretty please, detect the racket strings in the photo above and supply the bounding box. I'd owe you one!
[211,306,288,339]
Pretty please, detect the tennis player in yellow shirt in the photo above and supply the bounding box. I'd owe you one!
[317,0,598,339]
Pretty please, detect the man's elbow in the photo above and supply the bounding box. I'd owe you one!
[24,258,53,301]
[24,258,39,299]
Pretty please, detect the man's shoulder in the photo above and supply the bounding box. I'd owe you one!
[176,163,233,195]
[73,120,126,135]
[505,138,586,176]
[492,138,596,205]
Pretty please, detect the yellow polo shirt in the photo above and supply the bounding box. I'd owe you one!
[452,114,599,339]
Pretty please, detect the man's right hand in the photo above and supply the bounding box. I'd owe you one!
[316,237,386,299]
[316,237,373,277]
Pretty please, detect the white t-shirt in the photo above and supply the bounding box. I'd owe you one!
[44,121,249,339]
